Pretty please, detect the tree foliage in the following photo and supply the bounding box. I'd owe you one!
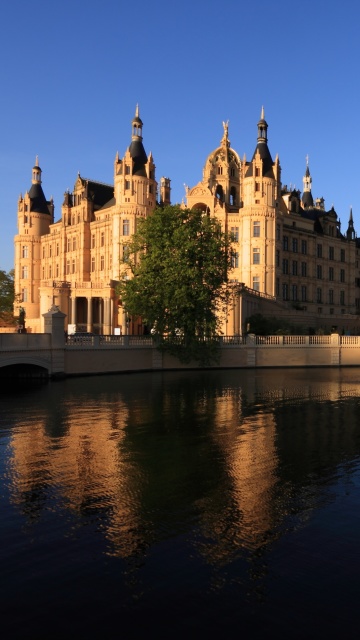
[118,205,233,364]
[0,269,15,313]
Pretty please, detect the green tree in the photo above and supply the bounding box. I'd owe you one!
[0,269,15,313]
[118,205,232,364]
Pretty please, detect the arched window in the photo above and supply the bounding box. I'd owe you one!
[216,185,224,201]
[217,166,223,175]
[230,187,237,206]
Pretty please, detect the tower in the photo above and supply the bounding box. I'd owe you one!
[14,157,54,324]
[240,108,280,296]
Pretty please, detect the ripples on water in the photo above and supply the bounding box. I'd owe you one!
[1,369,360,637]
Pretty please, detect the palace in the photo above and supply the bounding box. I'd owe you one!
[14,107,360,335]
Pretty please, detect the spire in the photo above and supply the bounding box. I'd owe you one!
[129,106,147,176]
[301,156,313,208]
[132,104,143,140]
[347,206,355,240]
[257,106,268,143]
[32,156,42,184]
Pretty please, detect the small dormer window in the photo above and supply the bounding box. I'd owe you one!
[217,166,223,175]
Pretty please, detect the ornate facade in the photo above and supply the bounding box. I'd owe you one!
[14,108,360,335]
[15,107,170,334]
[186,109,360,332]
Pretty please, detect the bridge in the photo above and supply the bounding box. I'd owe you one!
[1,306,360,378]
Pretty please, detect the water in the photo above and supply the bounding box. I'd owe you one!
[1,368,360,638]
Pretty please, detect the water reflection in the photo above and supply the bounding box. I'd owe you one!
[1,369,360,634]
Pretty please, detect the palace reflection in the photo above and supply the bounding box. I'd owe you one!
[3,369,360,565]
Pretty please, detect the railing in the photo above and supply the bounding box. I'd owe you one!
[62,333,360,349]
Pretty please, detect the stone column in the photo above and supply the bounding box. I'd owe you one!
[87,297,92,333]
[71,297,76,326]
[103,298,111,335]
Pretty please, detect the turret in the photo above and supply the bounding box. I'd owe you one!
[301,156,314,208]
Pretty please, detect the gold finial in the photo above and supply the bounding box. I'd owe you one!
[260,106,265,120]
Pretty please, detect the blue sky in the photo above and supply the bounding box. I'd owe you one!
[1,0,359,272]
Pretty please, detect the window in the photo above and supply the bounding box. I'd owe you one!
[123,220,130,236]
[292,261,298,276]
[317,244,322,258]
[100,256,104,271]
[72,237,76,251]
[49,245,52,257]
[317,287,322,303]
[231,251,239,268]
[72,259,75,274]
[91,235,96,249]
[329,246,334,260]
[125,165,131,175]
[21,287,28,302]
[21,266,28,279]
[276,224,281,240]
[42,246,46,259]
[49,265,52,278]
[230,167,235,177]
[340,269,345,283]
[276,250,280,267]
[252,276,260,291]
[283,236,289,251]
[230,226,239,242]
[229,187,236,205]
[340,290,345,305]
[91,257,95,272]
[22,245,28,258]
[56,263,59,278]
[317,265,322,279]
[301,261,307,277]
[291,285,298,301]
[66,260,70,275]
[282,259,289,274]
[301,285,307,302]
[341,249,346,262]
[253,248,260,264]
[42,266,45,279]
[329,267,334,281]
[123,245,130,262]
[125,180,130,190]
[217,166,223,175]
[255,182,260,192]
[253,221,260,237]
[329,289,334,304]
[101,232,105,247]
[282,283,289,300]
[255,167,260,177]
[292,238,298,252]
[301,239,307,255]
[67,238,71,252]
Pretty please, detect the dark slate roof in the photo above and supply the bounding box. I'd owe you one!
[129,139,148,177]
[301,191,314,208]
[245,141,274,178]
[28,183,50,214]
[100,196,116,210]
[83,179,114,208]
